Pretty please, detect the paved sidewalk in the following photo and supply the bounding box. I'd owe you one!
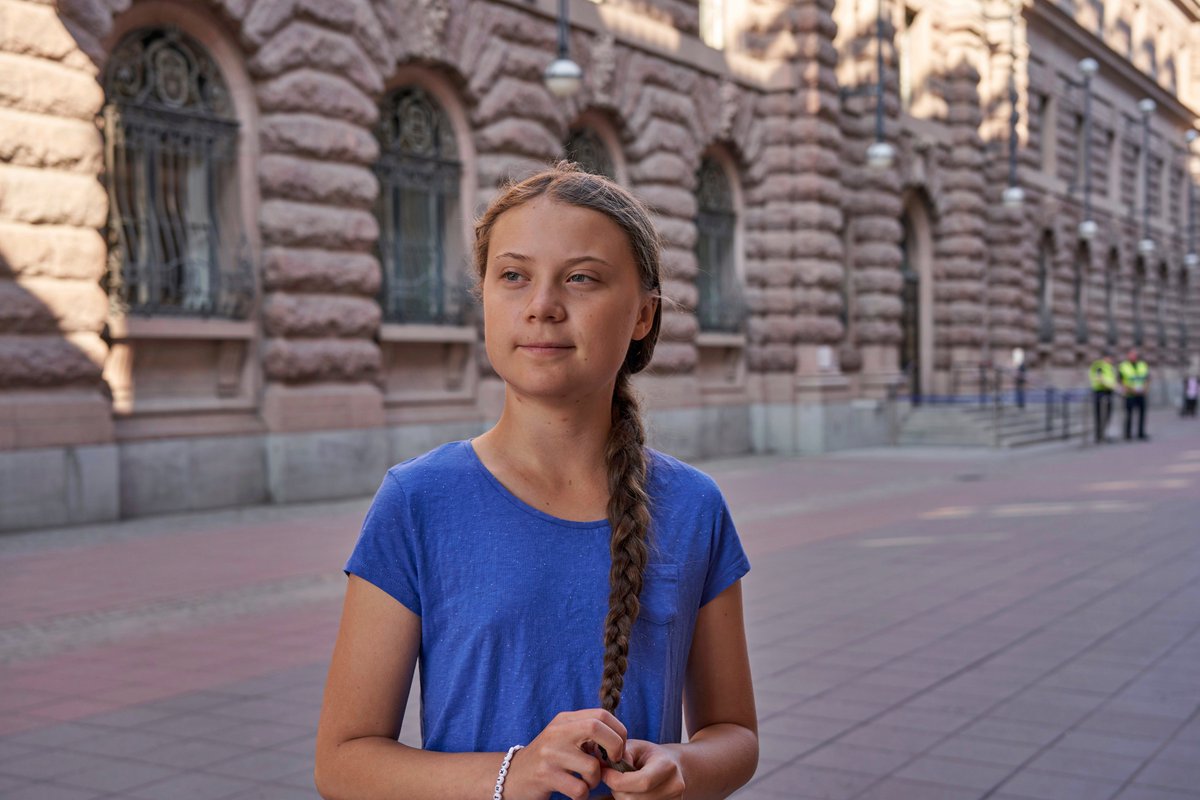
[1,417,1198,799]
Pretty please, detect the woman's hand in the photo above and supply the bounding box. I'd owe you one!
[601,739,686,800]
[506,709,628,800]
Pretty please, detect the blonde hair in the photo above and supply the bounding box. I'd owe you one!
[473,162,662,714]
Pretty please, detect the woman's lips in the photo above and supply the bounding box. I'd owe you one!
[518,343,574,355]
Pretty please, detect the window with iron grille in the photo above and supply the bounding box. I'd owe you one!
[374,86,466,325]
[564,128,616,180]
[101,27,253,318]
[694,158,745,332]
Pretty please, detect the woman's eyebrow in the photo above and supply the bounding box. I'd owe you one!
[492,253,615,269]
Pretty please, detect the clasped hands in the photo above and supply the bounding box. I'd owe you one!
[505,709,686,800]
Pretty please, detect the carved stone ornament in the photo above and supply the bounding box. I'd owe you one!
[718,78,738,140]
[590,32,616,105]
[416,0,451,58]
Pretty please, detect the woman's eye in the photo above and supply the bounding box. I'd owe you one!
[567,274,595,284]
[499,270,523,282]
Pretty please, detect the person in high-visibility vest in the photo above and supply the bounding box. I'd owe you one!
[1088,352,1117,442]
[1118,348,1150,440]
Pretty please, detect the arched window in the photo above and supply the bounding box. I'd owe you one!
[564,128,615,180]
[102,27,253,318]
[694,157,743,332]
[1133,258,1146,346]
[1073,244,1088,344]
[1180,270,1191,348]
[1156,262,1169,347]
[1105,249,1118,346]
[1037,234,1055,343]
[374,86,464,324]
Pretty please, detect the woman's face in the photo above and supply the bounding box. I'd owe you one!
[481,197,657,404]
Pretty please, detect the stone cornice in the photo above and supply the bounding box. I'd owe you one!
[1027,0,1200,124]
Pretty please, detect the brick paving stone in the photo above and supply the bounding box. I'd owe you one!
[1132,756,1200,793]
[854,776,987,800]
[927,736,1043,767]
[1112,786,1200,800]
[893,755,1013,791]
[0,749,109,781]
[797,742,911,776]
[836,723,945,754]
[137,738,250,769]
[206,749,315,781]
[61,728,178,758]
[53,759,177,793]
[1078,709,1187,740]
[957,717,1063,747]
[1026,745,1146,783]
[126,770,261,800]
[1054,729,1166,759]
[747,762,878,798]
[0,783,106,800]
[226,786,320,800]
[995,768,1124,800]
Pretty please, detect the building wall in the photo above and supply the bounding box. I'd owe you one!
[0,0,1196,530]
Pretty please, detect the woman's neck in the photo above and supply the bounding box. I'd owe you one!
[474,384,615,500]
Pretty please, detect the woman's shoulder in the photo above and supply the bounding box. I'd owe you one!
[645,448,725,506]
[382,440,475,496]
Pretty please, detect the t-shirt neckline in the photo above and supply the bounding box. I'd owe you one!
[461,440,611,529]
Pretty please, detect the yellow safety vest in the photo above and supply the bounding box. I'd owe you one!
[1089,360,1116,391]
[1118,360,1149,391]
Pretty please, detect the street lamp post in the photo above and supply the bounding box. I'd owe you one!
[1077,58,1098,241]
[1138,98,1157,256]
[543,0,583,97]
[1002,0,1024,208]
[865,0,895,168]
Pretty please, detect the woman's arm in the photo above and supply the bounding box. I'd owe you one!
[315,575,628,800]
[603,580,758,799]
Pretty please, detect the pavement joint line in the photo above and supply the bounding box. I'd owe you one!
[1109,701,1200,797]
[748,512,1200,796]
[977,597,1200,800]
[0,572,346,664]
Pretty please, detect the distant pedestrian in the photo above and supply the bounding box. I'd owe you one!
[1119,348,1150,440]
[1088,352,1117,442]
[1183,373,1199,417]
[315,163,756,800]
[1013,348,1027,410]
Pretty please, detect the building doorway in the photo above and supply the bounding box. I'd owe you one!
[899,193,934,402]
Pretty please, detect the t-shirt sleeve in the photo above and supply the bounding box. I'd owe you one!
[344,471,422,616]
[700,496,750,607]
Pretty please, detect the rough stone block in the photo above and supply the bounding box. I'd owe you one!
[0,108,102,173]
[262,336,381,383]
[258,153,378,208]
[257,69,377,126]
[262,292,380,338]
[0,333,102,388]
[260,112,379,164]
[250,20,383,94]
[0,163,105,227]
[262,247,380,295]
[0,52,103,120]
[0,276,105,334]
[259,199,378,250]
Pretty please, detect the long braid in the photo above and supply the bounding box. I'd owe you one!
[599,369,651,713]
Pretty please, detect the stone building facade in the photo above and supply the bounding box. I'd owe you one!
[1,0,1197,530]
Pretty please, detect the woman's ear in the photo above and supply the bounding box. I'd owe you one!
[631,294,659,342]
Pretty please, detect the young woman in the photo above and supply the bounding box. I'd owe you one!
[315,163,757,800]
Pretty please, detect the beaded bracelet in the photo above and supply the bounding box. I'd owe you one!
[492,744,524,800]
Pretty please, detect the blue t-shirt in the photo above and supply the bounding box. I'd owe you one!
[344,440,750,791]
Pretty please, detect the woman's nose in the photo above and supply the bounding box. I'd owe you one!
[525,281,565,321]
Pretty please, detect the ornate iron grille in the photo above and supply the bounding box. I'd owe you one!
[101,28,253,318]
[694,158,745,332]
[564,128,615,180]
[374,86,466,324]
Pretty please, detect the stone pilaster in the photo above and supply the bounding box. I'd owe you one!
[836,0,903,395]
[934,60,989,374]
